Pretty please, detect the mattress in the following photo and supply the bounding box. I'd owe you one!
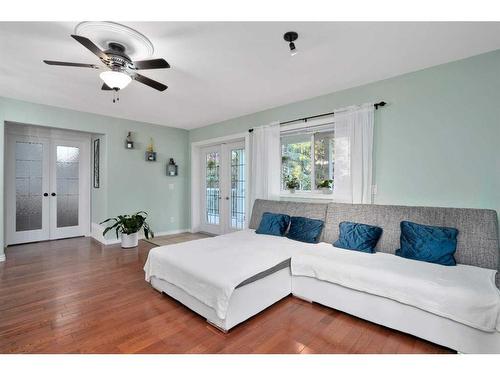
[291,244,500,332]
[151,267,292,331]
[144,229,308,319]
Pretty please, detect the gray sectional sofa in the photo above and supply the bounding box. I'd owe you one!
[249,199,500,353]
[146,199,500,353]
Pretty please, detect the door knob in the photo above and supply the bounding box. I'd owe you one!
[43,193,49,197]
[51,192,56,197]
[225,197,229,200]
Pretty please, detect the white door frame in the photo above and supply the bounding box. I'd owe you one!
[5,123,92,245]
[191,132,250,234]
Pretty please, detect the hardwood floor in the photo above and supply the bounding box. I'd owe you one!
[0,237,454,354]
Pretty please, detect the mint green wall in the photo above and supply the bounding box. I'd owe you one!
[1,97,189,250]
[190,50,500,217]
[2,49,499,254]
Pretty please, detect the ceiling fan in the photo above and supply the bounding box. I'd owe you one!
[43,34,169,99]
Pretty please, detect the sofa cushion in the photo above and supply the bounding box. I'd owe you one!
[255,212,290,236]
[286,217,324,244]
[333,221,382,253]
[249,199,328,240]
[291,243,500,332]
[396,221,458,266]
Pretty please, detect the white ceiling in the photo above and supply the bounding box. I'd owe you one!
[1,22,500,130]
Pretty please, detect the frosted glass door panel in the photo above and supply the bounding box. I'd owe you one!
[56,146,80,228]
[6,134,50,245]
[15,141,43,232]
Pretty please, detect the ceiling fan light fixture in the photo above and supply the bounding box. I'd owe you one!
[289,42,297,56]
[99,71,132,90]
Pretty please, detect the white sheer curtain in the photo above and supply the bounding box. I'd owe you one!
[249,121,281,208]
[333,104,375,204]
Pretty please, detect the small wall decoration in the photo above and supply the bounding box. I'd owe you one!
[93,138,100,188]
[167,158,178,176]
[145,137,157,161]
[125,131,134,149]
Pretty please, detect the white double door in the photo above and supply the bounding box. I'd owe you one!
[5,134,90,245]
[200,141,246,235]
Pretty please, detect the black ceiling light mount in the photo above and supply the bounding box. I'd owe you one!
[283,31,299,56]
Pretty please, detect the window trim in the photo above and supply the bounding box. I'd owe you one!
[280,116,335,197]
[279,190,336,200]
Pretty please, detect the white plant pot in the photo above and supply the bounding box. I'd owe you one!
[289,188,296,194]
[121,232,139,249]
[320,187,333,195]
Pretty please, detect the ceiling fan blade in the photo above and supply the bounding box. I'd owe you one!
[71,34,109,62]
[133,58,170,70]
[43,60,99,69]
[134,74,168,91]
[101,83,113,90]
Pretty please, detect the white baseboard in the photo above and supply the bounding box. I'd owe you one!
[91,223,191,245]
[0,253,5,262]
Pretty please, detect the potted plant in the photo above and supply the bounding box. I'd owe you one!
[317,179,333,194]
[100,211,154,249]
[285,175,300,193]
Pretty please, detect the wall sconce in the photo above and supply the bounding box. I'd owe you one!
[125,131,134,149]
[145,137,156,161]
[167,158,178,176]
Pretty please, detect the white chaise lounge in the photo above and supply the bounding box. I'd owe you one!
[144,199,500,353]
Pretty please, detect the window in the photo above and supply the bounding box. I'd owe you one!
[281,127,334,193]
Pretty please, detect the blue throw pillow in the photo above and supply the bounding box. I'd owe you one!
[333,221,383,253]
[255,212,290,236]
[286,216,324,243]
[396,221,458,266]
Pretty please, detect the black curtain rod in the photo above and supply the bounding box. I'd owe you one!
[248,101,386,132]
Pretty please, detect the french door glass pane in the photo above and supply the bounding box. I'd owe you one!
[56,146,80,228]
[205,151,220,225]
[15,141,43,232]
[230,148,245,230]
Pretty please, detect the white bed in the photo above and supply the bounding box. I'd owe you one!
[144,230,307,331]
[150,268,291,331]
[292,276,500,354]
[290,243,500,354]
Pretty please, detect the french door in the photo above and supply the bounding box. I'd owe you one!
[5,134,90,245]
[200,141,246,235]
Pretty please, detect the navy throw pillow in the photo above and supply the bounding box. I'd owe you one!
[255,212,290,236]
[333,221,383,253]
[286,216,324,243]
[396,221,458,266]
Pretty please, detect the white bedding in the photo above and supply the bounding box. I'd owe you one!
[291,244,500,332]
[144,230,306,319]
